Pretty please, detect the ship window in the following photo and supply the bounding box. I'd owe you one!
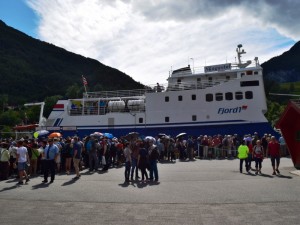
[192,115,197,121]
[235,92,243,100]
[192,94,196,100]
[165,96,169,102]
[139,118,143,123]
[241,73,245,76]
[178,95,183,101]
[177,79,182,84]
[240,80,259,87]
[226,76,230,80]
[254,71,258,75]
[225,92,233,100]
[197,78,201,82]
[245,91,253,99]
[165,117,169,122]
[215,93,223,101]
[206,94,213,102]
[246,71,253,75]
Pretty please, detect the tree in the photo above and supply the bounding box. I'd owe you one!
[0,110,21,126]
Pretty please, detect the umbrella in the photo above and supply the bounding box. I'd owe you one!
[144,136,156,142]
[124,132,139,141]
[103,133,114,139]
[90,132,103,137]
[158,133,166,138]
[48,132,62,138]
[176,132,187,139]
[33,130,49,138]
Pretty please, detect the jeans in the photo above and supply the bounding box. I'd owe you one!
[149,160,158,181]
[130,158,138,179]
[246,155,252,171]
[239,158,248,172]
[124,161,131,181]
[89,152,98,170]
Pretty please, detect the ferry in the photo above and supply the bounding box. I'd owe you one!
[45,45,276,138]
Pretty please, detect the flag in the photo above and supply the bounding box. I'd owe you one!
[82,76,88,86]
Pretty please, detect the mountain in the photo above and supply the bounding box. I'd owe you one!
[261,41,300,83]
[0,20,144,105]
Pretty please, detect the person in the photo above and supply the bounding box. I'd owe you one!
[0,143,10,180]
[252,140,264,175]
[42,139,59,183]
[72,136,82,179]
[278,135,287,157]
[16,140,30,185]
[123,142,131,182]
[64,138,73,175]
[53,138,62,173]
[29,142,40,176]
[8,141,18,177]
[148,141,159,182]
[130,140,140,180]
[137,141,149,182]
[87,135,98,171]
[237,140,249,173]
[266,136,281,175]
[246,140,253,171]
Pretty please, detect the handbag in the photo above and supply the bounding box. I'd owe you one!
[102,156,106,165]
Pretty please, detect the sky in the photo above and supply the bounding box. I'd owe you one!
[0,0,298,85]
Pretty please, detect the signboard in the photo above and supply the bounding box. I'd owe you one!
[204,63,231,73]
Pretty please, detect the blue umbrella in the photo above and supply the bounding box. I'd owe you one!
[33,130,49,138]
[103,133,114,139]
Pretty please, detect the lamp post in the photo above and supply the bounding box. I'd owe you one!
[190,58,194,73]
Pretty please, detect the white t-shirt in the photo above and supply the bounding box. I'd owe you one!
[17,146,28,163]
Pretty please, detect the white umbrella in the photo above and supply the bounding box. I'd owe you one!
[144,136,156,142]
[176,132,187,139]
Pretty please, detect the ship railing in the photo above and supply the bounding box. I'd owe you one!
[85,89,148,99]
[166,79,231,91]
[169,60,259,77]
[69,105,146,116]
[83,78,234,100]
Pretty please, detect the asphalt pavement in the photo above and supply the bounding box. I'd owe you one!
[0,157,299,225]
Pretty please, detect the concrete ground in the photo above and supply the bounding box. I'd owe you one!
[0,157,299,225]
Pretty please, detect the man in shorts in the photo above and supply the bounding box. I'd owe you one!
[16,140,30,185]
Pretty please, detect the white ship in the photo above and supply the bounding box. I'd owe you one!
[46,45,275,138]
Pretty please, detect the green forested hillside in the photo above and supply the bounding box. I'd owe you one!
[0,20,144,105]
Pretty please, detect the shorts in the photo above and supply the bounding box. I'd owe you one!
[17,162,26,171]
[270,156,280,167]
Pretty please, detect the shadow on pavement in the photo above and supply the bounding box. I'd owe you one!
[276,174,293,179]
[0,183,20,192]
[61,178,79,186]
[259,173,274,178]
[32,182,50,189]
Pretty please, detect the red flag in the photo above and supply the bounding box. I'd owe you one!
[82,76,88,86]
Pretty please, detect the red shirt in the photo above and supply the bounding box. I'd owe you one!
[268,141,280,157]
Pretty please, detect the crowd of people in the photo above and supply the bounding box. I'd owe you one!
[0,131,288,184]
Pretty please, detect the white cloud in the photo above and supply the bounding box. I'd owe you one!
[27,0,297,85]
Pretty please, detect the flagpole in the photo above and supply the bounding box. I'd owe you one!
[82,75,87,94]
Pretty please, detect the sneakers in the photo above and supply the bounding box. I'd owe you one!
[42,180,48,183]
[18,181,23,185]
[25,178,30,183]
[276,169,280,174]
[272,171,276,175]
[255,172,258,175]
